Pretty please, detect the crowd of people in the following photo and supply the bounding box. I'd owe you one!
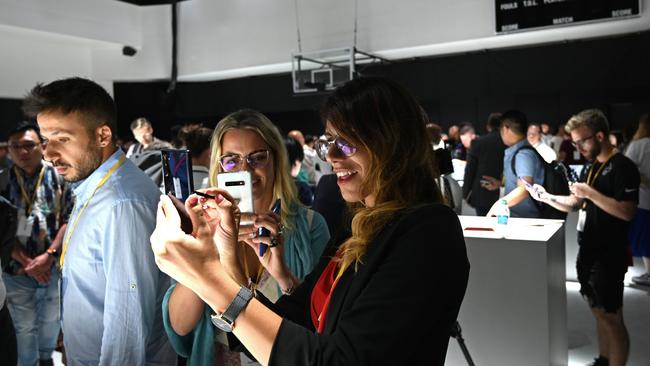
[0,75,647,366]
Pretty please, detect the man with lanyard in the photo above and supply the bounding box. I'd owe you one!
[1,121,72,366]
[23,77,175,365]
[527,109,639,366]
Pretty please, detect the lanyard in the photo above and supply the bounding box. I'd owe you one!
[581,151,616,209]
[586,151,617,187]
[14,165,46,215]
[59,155,127,268]
[243,245,266,293]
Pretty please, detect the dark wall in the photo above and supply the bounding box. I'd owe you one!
[2,30,648,142]
[112,76,326,141]
[113,30,650,140]
[0,98,25,140]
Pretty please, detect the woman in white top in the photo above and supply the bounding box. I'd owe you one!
[625,114,650,285]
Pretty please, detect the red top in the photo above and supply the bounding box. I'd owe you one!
[310,255,343,333]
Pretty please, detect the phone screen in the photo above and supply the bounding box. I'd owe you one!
[161,149,194,201]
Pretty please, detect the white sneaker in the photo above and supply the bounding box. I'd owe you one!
[631,273,650,286]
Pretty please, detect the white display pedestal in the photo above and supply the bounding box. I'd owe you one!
[445,216,567,366]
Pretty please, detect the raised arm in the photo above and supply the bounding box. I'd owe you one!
[526,183,582,213]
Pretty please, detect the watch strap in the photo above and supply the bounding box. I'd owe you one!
[46,248,59,258]
[220,285,254,328]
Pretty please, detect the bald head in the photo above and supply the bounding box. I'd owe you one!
[288,130,305,146]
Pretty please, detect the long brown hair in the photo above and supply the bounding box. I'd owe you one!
[322,77,442,271]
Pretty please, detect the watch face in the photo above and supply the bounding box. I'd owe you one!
[211,315,234,332]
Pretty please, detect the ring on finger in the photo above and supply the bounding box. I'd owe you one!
[269,236,279,248]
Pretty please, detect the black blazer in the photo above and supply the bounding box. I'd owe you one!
[462,131,506,208]
[261,203,469,365]
[0,196,17,271]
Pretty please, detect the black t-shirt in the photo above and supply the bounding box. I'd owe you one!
[579,153,640,255]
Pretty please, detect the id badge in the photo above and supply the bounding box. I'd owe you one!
[573,150,581,161]
[577,209,586,232]
[16,209,34,238]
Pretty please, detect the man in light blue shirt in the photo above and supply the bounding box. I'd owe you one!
[23,77,175,365]
[483,110,545,218]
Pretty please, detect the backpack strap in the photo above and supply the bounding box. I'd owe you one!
[510,144,543,177]
[511,144,547,213]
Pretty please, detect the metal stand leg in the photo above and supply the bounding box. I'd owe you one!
[450,321,475,366]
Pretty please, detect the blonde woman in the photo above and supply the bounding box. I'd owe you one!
[162,110,330,366]
[152,78,469,365]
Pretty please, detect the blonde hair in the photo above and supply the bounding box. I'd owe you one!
[323,77,442,273]
[632,114,650,141]
[565,109,609,136]
[209,110,301,230]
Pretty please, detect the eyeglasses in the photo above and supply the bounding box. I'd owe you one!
[219,149,270,172]
[8,142,40,152]
[571,135,594,148]
[314,136,357,161]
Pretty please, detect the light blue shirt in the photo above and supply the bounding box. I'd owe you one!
[503,139,545,218]
[61,150,175,366]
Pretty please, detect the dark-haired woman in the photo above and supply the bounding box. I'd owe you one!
[151,77,469,365]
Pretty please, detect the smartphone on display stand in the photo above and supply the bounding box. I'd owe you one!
[257,199,281,256]
[161,149,194,202]
[217,171,254,225]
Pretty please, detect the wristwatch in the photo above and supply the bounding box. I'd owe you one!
[46,248,59,258]
[210,285,254,332]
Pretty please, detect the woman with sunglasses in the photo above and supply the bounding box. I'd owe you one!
[151,77,469,365]
[161,110,330,366]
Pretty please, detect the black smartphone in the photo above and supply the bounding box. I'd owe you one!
[161,149,194,202]
[258,199,281,256]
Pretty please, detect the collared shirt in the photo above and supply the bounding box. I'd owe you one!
[61,149,174,366]
[503,139,545,218]
[2,162,73,274]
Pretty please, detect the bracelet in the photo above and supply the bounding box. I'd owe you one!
[281,285,295,296]
[281,279,297,295]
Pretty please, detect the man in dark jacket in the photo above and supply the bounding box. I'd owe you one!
[463,113,506,216]
[0,195,18,366]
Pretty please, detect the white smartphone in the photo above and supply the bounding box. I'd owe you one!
[217,171,254,224]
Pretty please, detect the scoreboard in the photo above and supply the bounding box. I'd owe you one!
[495,0,640,33]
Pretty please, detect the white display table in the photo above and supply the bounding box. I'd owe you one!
[445,216,567,366]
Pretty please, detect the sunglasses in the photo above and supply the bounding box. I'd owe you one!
[314,136,357,161]
[219,149,270,172]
